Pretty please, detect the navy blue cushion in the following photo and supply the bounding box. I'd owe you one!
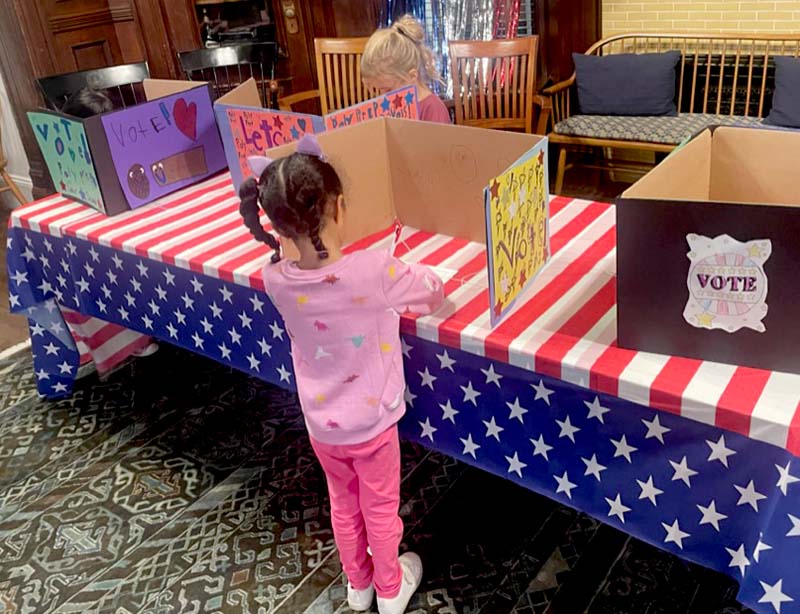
[573,51,680,116]
[764,56,800,128]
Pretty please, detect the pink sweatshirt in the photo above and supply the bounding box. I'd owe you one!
[263,249,444,445]
[418,94,452,124]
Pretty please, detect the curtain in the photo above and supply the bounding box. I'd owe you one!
[380,0,521,97]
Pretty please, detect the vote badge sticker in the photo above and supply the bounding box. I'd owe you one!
[684,234,771,333]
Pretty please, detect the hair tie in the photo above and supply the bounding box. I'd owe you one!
[394,25,415,42]
[296,134,327,162]
[247,155,274,182]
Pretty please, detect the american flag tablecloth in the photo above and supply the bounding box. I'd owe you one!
[6,174,800,613]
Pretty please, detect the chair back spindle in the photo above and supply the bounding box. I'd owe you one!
[178,43,279,107]
[314,38,374,115]
[37,62,150,111]
[448,37,539,133]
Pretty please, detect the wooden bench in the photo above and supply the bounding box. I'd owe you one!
[540,33,800,194]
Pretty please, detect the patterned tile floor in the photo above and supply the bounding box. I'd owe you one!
[0,345,753,614]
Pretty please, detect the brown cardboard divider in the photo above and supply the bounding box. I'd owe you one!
[142,78,210,101]
[264,117,545,253]
[622,126,800,207]
[258,118,395,259]
[622,129,712,202]
[214,78,262,108]
[385,119,540,244]
[711,127,800,206]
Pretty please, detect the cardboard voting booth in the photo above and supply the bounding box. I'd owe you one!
[617,125,800,374]
[28,80,227,216]
[213,79,418,192]
[260,117,549,327]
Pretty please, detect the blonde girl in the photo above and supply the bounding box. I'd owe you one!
[361,15,451,124]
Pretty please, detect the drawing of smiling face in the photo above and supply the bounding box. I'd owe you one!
[127,163,150,199]
[151,161,167,186]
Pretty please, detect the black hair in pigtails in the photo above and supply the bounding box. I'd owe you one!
[238,177,282,263]
[308,222,329,260]
[238,149,342,262]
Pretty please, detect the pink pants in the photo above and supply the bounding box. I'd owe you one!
[310,426,403,598]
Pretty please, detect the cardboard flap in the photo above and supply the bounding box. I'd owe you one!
[385,119,543,243]
[258,119,396,248]
[710,127,800,207]
[215,78,262,108]
[143,79,207,100]
[621,130,712,201]
[27,110,108,212]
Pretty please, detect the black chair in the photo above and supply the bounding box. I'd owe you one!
[178,43,279,107]
[37,62,150,111]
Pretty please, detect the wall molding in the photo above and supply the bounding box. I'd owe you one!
[49,8,116,34]
[110,5,135,22]
[9,172,32,190]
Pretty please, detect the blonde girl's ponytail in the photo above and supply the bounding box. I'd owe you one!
[362,14,443,88]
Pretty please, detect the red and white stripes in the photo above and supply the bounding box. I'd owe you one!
[11,176,800,455]
[61,307,152,374]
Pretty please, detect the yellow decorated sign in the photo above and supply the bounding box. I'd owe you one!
[485,140,550,326]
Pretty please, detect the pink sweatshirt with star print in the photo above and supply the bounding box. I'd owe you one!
[262,249,444,445]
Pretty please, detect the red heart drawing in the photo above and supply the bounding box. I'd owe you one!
[173,98,197,141]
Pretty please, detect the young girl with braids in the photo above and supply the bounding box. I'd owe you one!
[239,135,444,614]
[361,15,451,124]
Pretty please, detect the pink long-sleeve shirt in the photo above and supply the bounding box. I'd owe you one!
[263,249,444,445]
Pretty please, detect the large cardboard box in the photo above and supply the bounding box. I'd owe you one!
[261,117,550,326]
[28,80,227,216]
[616,126,800,374]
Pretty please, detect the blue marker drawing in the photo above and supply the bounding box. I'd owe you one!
[159,102,172,125]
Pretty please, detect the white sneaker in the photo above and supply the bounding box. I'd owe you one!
[377,552,423,614]
[347,582,374,611]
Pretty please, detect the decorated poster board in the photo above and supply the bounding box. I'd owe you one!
[29,81,226,216]
[214,105,325,192]
[484,139,550,327]
[28,112,104,211]
[98,86,227,209]
[214,82,418,191]
[323,85,418,130]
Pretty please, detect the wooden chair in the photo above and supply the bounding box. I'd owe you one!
[449,37,544,134]
[178,42,279,106]
[0,117,27,205]
[279,37,374,114]
[38,62,150,111]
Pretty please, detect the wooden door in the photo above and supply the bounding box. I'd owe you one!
[20,0,145,76]
[270,0,379,96]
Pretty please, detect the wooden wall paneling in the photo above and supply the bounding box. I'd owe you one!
[160,0,202,56]
[37,1,127,72]
[11,0,57,78]
[110,0,147,64]
[0,0,52,197]
[130,0,180,78]
[270,0,375,96]
[271,0,321,93]
[330,0,380,37]
[535,0,602,86]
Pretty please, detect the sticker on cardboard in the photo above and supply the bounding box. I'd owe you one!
[684,234,771,333]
